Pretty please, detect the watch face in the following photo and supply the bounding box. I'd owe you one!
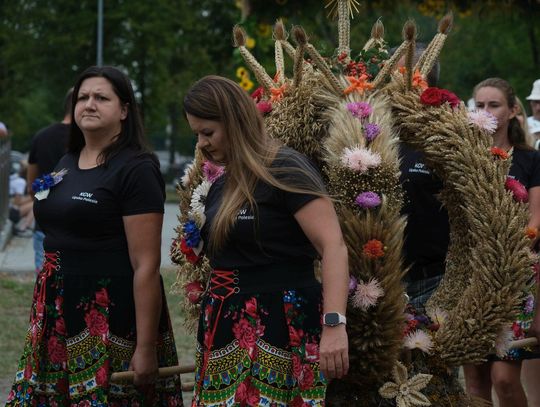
[324,313,339,325]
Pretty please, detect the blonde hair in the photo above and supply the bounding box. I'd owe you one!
[184,76,325,252]
[516,96,535,148]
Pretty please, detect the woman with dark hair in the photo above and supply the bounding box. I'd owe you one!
[463,77,540,407]
[6,66,183,406]
[183,75,349,406]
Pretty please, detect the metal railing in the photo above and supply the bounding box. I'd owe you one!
[0,137,10,234]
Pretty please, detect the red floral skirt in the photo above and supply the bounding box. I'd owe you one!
[192,266,327,407]
[6,250,183,406]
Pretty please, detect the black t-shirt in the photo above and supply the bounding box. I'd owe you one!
[508,147,540,189]
[28,123,70,174]
[201,147,324,269]
[34,149,165,252]
[400,144,540,282]
[399,143,450,277]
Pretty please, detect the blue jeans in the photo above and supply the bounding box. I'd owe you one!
[405,274,444,314]
[33,230,45,271]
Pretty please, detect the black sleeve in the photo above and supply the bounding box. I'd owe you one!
[28,134,39,164]
[119,156,165,216]
[273,148,326,214]
[530,151,540,188]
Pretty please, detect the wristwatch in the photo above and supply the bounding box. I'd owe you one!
[323,312,347,327]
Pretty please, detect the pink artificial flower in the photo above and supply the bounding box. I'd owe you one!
[468,110,498,134]
[355,191,381,208]
[202,161,225,183]
[346,102,372,119]
[348,275,358,294]
[505,177,528,203]
[341,146,381,173]
[351,278,384,310]
[256,101,273,114]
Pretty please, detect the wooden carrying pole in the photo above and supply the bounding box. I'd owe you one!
[110,337,539,384]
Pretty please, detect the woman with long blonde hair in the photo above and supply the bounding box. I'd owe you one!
[184,75,349,406]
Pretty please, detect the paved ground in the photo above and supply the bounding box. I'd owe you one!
[0,203,180,275]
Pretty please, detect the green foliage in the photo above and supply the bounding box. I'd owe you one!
[0,0,538,155]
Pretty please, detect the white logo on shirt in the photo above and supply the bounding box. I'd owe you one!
[72,191,98,204]
[237,208,254,220]
[409,162,431,175]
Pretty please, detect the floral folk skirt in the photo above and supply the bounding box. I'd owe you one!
[6,250,184,406]
[192,266,327,407]
[489,275,540,361]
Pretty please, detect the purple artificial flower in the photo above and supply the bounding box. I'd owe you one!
[363,123,380,141]
[355,191,381,208]
[348,275,358,294]
[347,102,372,120]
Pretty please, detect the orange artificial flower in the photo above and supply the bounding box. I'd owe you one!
[398,66,406,74]
[363,239,385,259]
[343,74,374,95]
[526,227,538,240]
[412,70,428,90]
[490,147,509,160]
[270,84,287,102]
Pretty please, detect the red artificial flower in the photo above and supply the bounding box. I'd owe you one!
[505,178,528,203]
[256,101,272,114]
[363,239,385,259]
[420,87,443,106]
[439,89,460,108]
[420,87,460,108]
[251,86,264,102]
[84,308,109,336]
[180,238,200,264]
[95,287,110,308]
[490,147,509,160]
[244,297,258,319]
[184,281,205,304]
[47,336,67,365]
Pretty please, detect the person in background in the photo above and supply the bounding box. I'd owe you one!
[516,96,536,148]
[394,43,449,313]
[27,88,73,271]
[526,79,540,139]
[184,75,349,406]
[463,77,540,407]
[6,66,183,406]
[9,162,34,237]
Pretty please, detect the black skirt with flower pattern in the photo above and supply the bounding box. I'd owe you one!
[6,250,184,406]
[192,266,327,407]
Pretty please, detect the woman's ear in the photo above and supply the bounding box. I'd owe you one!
[121,103,129,120]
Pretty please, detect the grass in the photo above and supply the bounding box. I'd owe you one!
[0,268,196,403]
